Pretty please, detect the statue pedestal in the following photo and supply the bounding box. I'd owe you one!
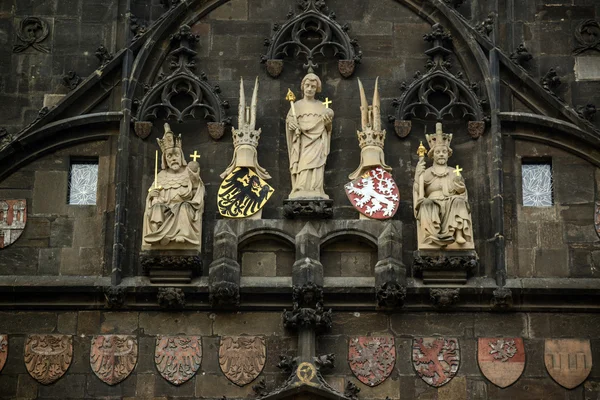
[140,250,202,284]
[412,250,478,284]
[283,199,333,219]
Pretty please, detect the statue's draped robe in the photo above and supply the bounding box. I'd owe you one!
[414,167,472,246]
[286,101,331,198]
[144,168,205,245]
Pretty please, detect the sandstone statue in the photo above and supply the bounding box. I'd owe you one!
[413,123,474,250]
[285,72,333,199]
[142,123,205,250]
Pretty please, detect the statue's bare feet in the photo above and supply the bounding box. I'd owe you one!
[455,230,466,244]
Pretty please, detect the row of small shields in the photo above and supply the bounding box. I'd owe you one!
[0,334,591,389]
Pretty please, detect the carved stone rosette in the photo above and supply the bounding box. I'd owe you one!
[155,336,202,385]
[348,337,395,387]
[219,336,266,386]
[90,335,138,385]
[412,337,460,387]
[0,335,7,373]
[24,335,73,385]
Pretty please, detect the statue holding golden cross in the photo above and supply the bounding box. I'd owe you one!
[454,165,463,177]
[189,150,201,162]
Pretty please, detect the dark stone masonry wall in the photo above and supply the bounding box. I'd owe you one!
[0,311,598,399]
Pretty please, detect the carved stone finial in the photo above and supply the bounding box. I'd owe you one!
[128,13,147,41]
[104,286,127,309]
[430,288,460,309]
[344,381,361,400]
[491,287,513,311]
[577,103,596,121]
[277,355,298,374]
[314,353,335,373]
[541,68,562,95]
[475,12,495,37]
[157,287,186,309]
[509,43,533,67]
[62,71,81,91]
[95,45,113,67]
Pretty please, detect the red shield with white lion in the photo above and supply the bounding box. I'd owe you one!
[345,167,399,219]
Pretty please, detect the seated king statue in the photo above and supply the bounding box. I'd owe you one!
[142,123,205,250]
[413,122,474,250]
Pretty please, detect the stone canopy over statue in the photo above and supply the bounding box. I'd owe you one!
[142,123,205,251]
[413,123,474,250]
[285,72,333,199]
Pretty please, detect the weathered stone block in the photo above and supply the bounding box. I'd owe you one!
[33,171,68,215]
[0,312,56,334]
[38,247,61,275]
[72,216,103,248]
[200,336,220,374]
[135,374,155,399]
[213,312,284,336]
[0,246,39,275]
[322,251,341,277]
[39,374,86,398]
[438,376,467,400]
[341,251,373,277]
[554,163,594,205]
[516,247,535,277]
[487,377,580,399]
[50,217,73,247]
[16,373,38,398]
[100,312,139,334]
[85,373,137,397]
[79,247,103,275]
[473,313,526,337]
[330,312,388,336]
[575,56,600,81]
[209,0,248,21]
[391,313,474,337]
[534,248,568,277]
[195,373,254,397]
[57,312,77,334]
[154,372,195,396]
[135,337,156,374]
[77,311,101,335]
[242,251,277,277]
[138,312,212,336]
[529,313,600,338]
[0,374,17,398]
[564,224,599,244]
[276,250,294,276]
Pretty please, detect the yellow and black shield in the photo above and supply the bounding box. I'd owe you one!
[218,167,274,218]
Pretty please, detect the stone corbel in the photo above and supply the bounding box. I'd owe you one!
[209,222,240,308]
[375,223,407,309]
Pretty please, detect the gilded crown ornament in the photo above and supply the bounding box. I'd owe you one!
[425,123,453,156]
[157,123,182,152]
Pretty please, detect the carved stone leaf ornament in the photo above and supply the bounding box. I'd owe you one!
[90,335,138,385]
[478,338,525,388]
[218,167,274,218]
[345,167,399,220]
[24,335,73,384]
[155,336,202,385]
[544,339,592,389]
[0,200,27,249]
[0,335,7,373]
[219,336,266,386]
[348,337,395,387]
[412,337,460,387]
[13,17,50,53]
[573,20,600,55]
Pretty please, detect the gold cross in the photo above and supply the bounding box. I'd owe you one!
[322,97,332,108]
[189,150,201,162]
[454,165,463,176]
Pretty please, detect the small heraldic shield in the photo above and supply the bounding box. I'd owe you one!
[345,167,399,220]
[219,336,266,386]
[24,334,73,385]
[478,338,525,388]
[155,336,202,385]
[0,335,7,373]
[412,337,460,387]
[218,167,274,218]
[545,339,592,389]
[90,335,138,385]
[0,200,26,249]
[348,336,395,387]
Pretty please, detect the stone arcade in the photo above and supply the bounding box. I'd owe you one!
[0,0,599,399]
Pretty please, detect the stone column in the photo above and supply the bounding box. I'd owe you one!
[208,221,240,307]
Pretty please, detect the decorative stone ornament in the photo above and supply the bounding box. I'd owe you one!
[478,338,525,388]
[544,339,592,389]
[0,335,7,373]
[348,337,395,387]
[413,123,474,250]
[155,336,202,385]
[142,123,205,251]
[595,201,600,239]
[219,336,266,386]
[13,17,50,53]
[218,167,274,218]
[0,200,26,249]
[394,119,412,138]
[573,20,600,55]
[345,168,399,220]
[261,0,361,77]
[90,335,138,385]
[24,335,73,385]
[412,337,460,387]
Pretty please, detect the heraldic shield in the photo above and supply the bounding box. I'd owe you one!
[545,339,592,389]
[478,338,525,388]
[348,336,395,387]
[412,337,460,387]
[219,336,266,386]
[90,335,138,385]
[155,336,202,385]
[218,167,274,218]
[345,167,399,220]
[24,334,73,384]
[0,199,26,248]
[0,335,7,374]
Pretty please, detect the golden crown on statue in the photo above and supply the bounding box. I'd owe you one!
[425,122,453,151]
[157,123,182,152]
[357,128,386,149]
[232,126,262,148]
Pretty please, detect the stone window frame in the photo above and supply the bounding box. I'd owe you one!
[521,158,554,207]
[67,157,99,206]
